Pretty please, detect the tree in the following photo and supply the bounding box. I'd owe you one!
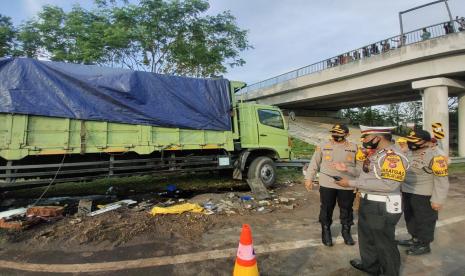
[0,14,16,57]
[402,101,422,128]
[13,0,251,77]
[16,20,42,58]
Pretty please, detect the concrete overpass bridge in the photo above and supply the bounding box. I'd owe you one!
[242,21,465,156]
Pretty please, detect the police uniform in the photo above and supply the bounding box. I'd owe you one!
[399,130,449,255]
[346,126,409,276]
[305,124,358,246]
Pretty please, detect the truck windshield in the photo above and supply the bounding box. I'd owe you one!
[258,109,284,129]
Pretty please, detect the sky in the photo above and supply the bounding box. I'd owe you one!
[1,0,464,86]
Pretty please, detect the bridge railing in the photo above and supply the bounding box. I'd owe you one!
[240,20,464,94]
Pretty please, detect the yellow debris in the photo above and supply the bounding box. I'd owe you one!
[150,203,204,216]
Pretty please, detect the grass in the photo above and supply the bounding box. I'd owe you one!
[5,173,246,199]
[449,163,465,174]
[291,137,315,159]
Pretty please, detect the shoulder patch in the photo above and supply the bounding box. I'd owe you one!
[380,152,406,182]
[431,156,448,177]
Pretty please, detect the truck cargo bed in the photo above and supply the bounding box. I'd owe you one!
[0,114,234,161]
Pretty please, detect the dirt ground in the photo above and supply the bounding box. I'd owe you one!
[0,169,465,275]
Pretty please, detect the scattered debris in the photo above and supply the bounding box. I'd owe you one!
[282,205,295,210]
[87,204,122,217]
[78,200,93,215]
[69,218,82,225]
[150,203,204,216]
[0,217,40,230]
[203,202,217,211]
[163,199,176,206]
[0,208,27,220]
[106,186,115,195]
[26,206,64,218]
[88,199,137,217]
[258,200,271,206]
[240,196,252,201]
[166,184,177,192]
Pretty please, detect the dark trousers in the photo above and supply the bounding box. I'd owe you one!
[358,198,402,276]
[402,192,438,244]
[319,186,355,226]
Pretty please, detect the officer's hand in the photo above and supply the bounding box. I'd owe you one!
[304,179,313,191]
[332,162,348,172]
[431,202,442,211]
[335,177,350,187]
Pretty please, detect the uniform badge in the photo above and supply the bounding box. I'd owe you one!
[380,152,406,182]
[431,156,448,176]
[356,147,367,161]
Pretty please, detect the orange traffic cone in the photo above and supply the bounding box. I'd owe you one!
[233,224,259,276]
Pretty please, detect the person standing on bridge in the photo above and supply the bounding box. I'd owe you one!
[397,130,449,256]
[421,28,431,41]
[304,124,358,247]
[334,126,409,276]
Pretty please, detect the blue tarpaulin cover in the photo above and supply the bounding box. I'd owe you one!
[0,58,232,130]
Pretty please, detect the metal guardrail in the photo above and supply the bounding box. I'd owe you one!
[276,160,309,167]
[278,156,465,168]
[0,155,233,189]
[239,20,465,94]
[451,157,465,164]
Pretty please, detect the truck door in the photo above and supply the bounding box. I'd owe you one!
[256,108,289,158]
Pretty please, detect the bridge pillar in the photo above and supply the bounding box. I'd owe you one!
[459,93,465,157]
[412,78,465,156]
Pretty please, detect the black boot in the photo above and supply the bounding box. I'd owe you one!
[406,242,431,255]
[321,225,333,246]
[341,224,355,245]
[397,237,418,247]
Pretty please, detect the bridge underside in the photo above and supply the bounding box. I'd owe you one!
[278,72,465,111]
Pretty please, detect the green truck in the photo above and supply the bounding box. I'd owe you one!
[0,77,291,194]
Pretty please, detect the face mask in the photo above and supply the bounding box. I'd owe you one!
[363,137,380,149]
[407,141,426,150]
[332,135,345,142]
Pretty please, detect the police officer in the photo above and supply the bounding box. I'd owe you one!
[397,130,449,255]
[335,126,409,276]
[304,124,358,246]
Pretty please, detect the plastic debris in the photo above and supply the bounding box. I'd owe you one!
[0,208,27,220]
[240,196,252,201]
[279,197,289,203]
[166,184,177,192]
[150,203,204,216]
[258,200,271,206]
[88,200,137,217]
[88,204,122,217]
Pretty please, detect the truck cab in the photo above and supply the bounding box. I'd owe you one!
[229,82,291,194]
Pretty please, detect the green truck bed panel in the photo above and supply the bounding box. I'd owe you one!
[0,114,234,160]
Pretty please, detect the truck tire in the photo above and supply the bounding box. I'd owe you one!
[247,156,276,188]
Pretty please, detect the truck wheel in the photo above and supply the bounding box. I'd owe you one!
[247,156,276,188]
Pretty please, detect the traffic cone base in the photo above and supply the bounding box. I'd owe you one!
[233,264,259,276]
